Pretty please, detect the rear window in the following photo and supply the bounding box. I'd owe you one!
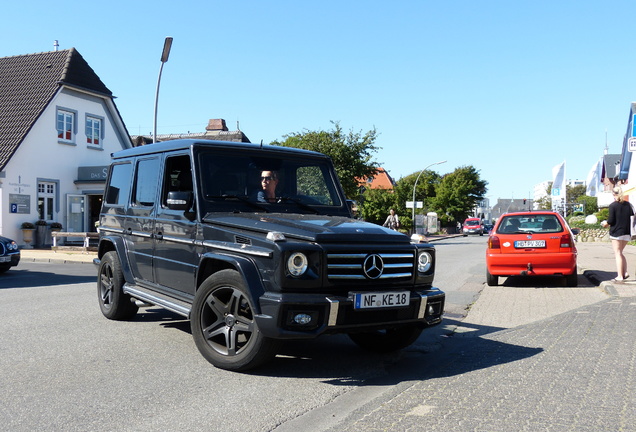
[497,215,563,234]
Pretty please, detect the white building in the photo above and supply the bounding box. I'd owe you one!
[0,49,131,246]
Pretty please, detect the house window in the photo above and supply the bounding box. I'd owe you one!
[86,116,102,145]
[38,182,56,221]
[57,110,74,141]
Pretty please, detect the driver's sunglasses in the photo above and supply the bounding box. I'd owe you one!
[261,176,274,181]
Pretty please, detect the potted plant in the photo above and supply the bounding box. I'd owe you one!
[50,222,63,231]
[35,219,48,248]
[20,222,35,248]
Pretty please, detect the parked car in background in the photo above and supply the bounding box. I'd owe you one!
[486,211,578,287]
[483,222,494,234]
[462,218,484,236]
[0,235,20,273]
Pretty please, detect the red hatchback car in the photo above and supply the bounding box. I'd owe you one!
[486,211,578,287]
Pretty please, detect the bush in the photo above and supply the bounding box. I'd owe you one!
[35,219,47,226]
[20,222,35,229]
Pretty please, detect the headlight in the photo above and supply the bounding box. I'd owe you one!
[287,252,308,277]
[417,251,432,273]
[10,242,18,251]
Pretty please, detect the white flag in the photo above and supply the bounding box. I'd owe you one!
[552,161,565,196]
[585,158,602,197]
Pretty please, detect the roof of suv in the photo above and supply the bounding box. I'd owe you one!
[111,139,327,159]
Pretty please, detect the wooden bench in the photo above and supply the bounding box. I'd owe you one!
[51,232,99,253]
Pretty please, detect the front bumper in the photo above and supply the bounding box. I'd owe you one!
[0,252,20,267]
[255,288,445,339]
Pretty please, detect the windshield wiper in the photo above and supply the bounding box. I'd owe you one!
[278,196,320,214]
[206,194,270,212]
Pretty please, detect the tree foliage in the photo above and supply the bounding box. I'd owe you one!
[429,166,488,225]
[359,188,400,226]
[272,121,380,198]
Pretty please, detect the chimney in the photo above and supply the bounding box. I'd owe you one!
[206,119,228,131]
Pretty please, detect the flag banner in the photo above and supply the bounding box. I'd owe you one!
[552,161,565,196]
[585,158,602,197]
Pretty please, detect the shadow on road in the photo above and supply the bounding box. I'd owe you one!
[0,269,95,289]
[124,307,543,385]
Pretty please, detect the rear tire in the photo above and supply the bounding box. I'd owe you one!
[348,324,423,353]
[97,251,139,320]
[486,270,498,286]
[191,270,280,371]
[565,267,578,287]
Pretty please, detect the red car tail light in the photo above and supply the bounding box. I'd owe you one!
[560,233,573,248]
[488,235,501,249]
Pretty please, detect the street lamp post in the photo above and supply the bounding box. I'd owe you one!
[153,37,173,143]
[411,160,447,234]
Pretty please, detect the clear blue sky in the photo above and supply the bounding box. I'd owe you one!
[3,0,635,203]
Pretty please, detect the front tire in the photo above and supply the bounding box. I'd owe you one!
[97,251,138,320]
[191,270,280,371]
[348,324,423,353]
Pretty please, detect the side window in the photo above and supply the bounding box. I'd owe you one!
[163,155,193,206]
[134,158,161,207]
[105,163,133,206]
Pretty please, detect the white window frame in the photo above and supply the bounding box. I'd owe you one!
[56,107,78,144]
[37,181,58,222]
[85,114,104,147]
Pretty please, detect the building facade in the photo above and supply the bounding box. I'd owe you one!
[0,49,131,245]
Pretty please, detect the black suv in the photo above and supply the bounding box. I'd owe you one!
[95,139,444,371]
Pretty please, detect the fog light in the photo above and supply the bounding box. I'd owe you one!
[293,313,313,325]
[428,304,435,315]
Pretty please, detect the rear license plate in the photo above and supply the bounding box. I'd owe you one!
[0,256,10,262]
[354,291,409,309]
[515,240,546,248]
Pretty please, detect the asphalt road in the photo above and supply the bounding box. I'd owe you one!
[0,237,490,432]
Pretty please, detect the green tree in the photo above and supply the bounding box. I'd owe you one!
[272,121,380,198]
[429,166,487,225]
[392,170,442,231]
[359,188,400,226]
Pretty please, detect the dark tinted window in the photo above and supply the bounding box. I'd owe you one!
[134,158,161,206]
[105,162,132,206]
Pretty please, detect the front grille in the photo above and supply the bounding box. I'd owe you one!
[327,251,414,281]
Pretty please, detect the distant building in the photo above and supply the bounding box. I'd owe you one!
[357,168,395,192]
[132,118,250,145]
[491,198,533,221]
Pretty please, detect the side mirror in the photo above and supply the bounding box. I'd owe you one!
[571,227,580,235]
[166,191,193,211]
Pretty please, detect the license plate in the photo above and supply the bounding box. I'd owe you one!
[515,240,546,248]
[354,291,409,309]
[0,256,10,262]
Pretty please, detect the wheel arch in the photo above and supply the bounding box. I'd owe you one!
[97,236,135,284]
[196,253,267,314]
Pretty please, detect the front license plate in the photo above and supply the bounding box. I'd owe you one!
[515,240,546,248]
[0,256,10,263]
[354,291,409,309]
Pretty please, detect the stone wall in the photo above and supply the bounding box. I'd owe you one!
[576,228,610,242]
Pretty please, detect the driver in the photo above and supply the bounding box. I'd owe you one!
[257,170,279,203]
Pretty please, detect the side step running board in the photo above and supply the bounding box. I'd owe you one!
[123,284,191,318]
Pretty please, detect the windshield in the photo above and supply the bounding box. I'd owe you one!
[465,220,481,226]
[195,150,345,215]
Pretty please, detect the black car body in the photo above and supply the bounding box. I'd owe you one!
[95,139,445,370]
[0,236,20,273]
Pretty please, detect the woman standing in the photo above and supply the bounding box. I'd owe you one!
[601,186,634,282]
